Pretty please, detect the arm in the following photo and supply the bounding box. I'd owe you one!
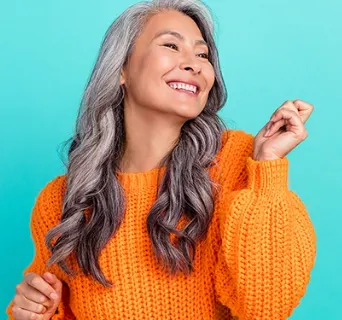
[214,156,317,320]
[6,177,75,320]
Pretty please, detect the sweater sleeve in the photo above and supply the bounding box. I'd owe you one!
[214,146,317,319]
[6,177,76,320]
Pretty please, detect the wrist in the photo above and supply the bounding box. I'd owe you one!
[253,153,282,161]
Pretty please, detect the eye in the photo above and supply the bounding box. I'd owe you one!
[197,53,209,59]
[163,43,178,50]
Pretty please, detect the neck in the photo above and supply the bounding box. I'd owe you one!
[120,105,183,173]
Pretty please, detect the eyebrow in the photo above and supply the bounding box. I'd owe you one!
[152,29,208,47]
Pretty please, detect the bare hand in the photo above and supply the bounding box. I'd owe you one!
[11,272,62,320]
[253,100,314,161]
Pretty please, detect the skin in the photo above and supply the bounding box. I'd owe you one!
[11,272,62,320]
[254,99,314,161]
[119,10,215,172]
[10,9,315,320]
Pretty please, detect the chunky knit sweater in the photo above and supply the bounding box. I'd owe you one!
[7,129,316,320]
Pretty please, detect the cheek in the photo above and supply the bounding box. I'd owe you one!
[125,52,175,105]
[141,50,176,78]
[203,65,216,91]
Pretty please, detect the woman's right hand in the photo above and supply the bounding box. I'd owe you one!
[11,272,62,320]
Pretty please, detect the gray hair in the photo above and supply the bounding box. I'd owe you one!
[46,0,228,287]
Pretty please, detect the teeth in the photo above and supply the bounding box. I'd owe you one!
[168,82,198,93]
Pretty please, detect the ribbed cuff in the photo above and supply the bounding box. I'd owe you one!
[246,156,289,194]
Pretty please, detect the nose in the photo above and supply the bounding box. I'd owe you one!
[179,55,201,74]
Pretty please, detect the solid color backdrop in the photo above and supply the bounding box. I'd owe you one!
[1,0,341,318]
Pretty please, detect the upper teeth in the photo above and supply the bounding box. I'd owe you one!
[168,82,198,93]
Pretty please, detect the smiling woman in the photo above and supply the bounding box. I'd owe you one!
[119,8,219,125]
[7,0,316,320]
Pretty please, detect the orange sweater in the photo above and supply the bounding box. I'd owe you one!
[7,129,316,320]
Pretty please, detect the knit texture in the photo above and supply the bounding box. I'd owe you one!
[7,129,316,320]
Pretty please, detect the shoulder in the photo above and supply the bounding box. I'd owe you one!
[36,175,67,207]
[218,128,254,162]
[32,175,67,228]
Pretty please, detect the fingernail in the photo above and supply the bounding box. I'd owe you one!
[264,130,270,137]
[50,292,58,299]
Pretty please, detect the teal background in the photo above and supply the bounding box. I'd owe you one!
[1,0,341,318]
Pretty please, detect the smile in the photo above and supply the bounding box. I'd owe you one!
[167,81,199,96]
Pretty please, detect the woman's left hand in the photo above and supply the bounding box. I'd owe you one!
[253,100,314,161]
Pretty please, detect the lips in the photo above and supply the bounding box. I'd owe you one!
[166,80,201,96]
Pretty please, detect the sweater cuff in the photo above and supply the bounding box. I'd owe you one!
[246,156,289,194]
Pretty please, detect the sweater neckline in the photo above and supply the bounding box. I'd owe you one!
[116,166,167,191]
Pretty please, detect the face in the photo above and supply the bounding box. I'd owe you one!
[120,10,215,123]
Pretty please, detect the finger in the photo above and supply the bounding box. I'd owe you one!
[25,273,58,301]
[18,282,53,307]
[42,273,62,295]
[293,99,314,123]
[272,100,313,124]
[13,294,47,314]
[264,119,286,137]
[268,109,304,135]
[271,101,299,120]
[11,305,43,320]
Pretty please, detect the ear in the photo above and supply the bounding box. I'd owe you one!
[120,68,126,85]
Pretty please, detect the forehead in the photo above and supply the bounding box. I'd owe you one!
[140,10,204,41]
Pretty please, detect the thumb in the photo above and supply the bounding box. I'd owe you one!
[41,273,63,320]
[42,272,63,295]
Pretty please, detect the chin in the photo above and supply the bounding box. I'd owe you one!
[171,106,203,122]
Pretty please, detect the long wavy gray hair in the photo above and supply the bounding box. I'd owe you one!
[46,0,228,287]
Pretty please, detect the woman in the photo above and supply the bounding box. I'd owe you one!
[7,0,316,319]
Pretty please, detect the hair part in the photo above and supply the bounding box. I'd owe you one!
[47,0,228,287]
